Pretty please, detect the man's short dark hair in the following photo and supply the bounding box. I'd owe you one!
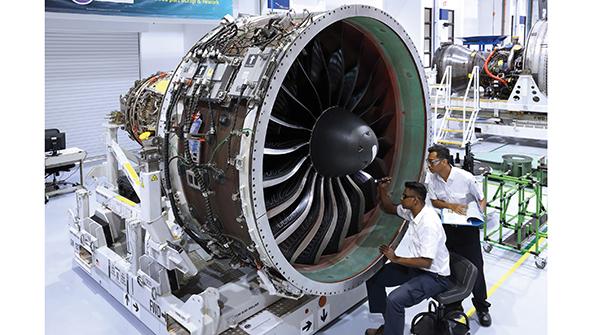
[428,144,450,161]
[404,181,427,202]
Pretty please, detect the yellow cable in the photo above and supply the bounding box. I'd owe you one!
[463,237,546,319]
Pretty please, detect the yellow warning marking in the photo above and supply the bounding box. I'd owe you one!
[124,163,141,186]
[437,139,463,146]
[153,78,171,95]
[206,67,214,78]
[463,237,546,319]
[139,131,151,141]
[116,195,137,207]
[150,175,158,182]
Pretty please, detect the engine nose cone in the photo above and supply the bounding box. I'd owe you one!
[310,107,378,177]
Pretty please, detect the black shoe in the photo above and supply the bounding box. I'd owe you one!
[365,324,384,335]
[477,311,492,327]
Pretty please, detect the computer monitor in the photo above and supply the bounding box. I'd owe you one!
[45,129,66,155]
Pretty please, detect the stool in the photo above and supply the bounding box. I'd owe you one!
[410,253,478,335]
[433,252,478,319]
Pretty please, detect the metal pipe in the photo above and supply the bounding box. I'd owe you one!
[433,0,439,53]
[501,0,507,35]
[527,0,533,33]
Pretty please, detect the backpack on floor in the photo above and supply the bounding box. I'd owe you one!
[410,301,439,335]
[410,301,471,335]
[439,310,470,335]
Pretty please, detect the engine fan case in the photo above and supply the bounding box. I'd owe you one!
[523,19,548,95]
[159,5,431,296]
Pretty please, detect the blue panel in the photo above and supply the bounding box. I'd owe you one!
[268,0,290,10]
[519,16,526,24]
[46,0,232,20]
[439,8,449,20]
[461,35,508,45]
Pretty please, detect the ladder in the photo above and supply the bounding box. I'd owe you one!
[435,66,481,147]
[430,65,451,142]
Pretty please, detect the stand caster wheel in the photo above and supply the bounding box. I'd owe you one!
[535,256,547,269]
[482,243,493,253]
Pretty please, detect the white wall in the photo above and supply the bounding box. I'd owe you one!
[183,24,218,57]
[383,0,424,57]
[325,0,383,10]
[236,0,261,15]
[291,0,326,12]
[478,0,503,36]
[140,29,184,77]
[46,13,220,76]
[463,0,479,36]
[432,0,466,44]
[511,0,528,44]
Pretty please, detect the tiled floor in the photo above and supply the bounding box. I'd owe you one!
[45,137,547,335]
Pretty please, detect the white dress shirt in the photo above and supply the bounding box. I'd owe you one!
[427,166,484,205]
[396,205,450,276]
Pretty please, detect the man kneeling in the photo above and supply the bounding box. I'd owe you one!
[365,180,450,335]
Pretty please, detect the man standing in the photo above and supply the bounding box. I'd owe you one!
[425,144,492,326]
[365,179,450,335]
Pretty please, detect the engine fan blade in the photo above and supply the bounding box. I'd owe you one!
[369,110,394,133]
[269,115,312,131]
[338,37,363,108]
[357,91,386,119]
[342,175,365,236]
[290,177,327,263]
[347,59,381,113]
[264,141,309,155]
[309,39,325,84]
[294,178,339,264]
[263,155,310,188]
[281,84,316,120]
[377,136,394,158]
[364,157,388,180]
[266,165,313,218]
[350,170,378,213]
[272,89,314,128]
[327,49,344,105]
[278,175,323,256]
[322,177,352,255]
[338,64,359,108]
[295,58,323,113]
[274,171,318,243]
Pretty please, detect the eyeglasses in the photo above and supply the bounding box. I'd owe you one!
[427,158,442,166]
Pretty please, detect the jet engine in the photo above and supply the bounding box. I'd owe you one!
[121,6,431,297]
[433,19,548,99]
[112,71,172,144]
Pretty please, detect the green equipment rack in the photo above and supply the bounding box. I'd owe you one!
[482,166,548,269]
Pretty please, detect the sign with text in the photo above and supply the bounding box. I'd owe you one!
[46,0,232,20]
[268,0,290,10]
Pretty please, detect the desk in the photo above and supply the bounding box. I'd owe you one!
[45,147,87,197]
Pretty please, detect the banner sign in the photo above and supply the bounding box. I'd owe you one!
[268,0,290,10]
[46,0,232,20]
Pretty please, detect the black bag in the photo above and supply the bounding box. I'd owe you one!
[410,301,439,335]
[410,301,471,335]
[439,310,470,335]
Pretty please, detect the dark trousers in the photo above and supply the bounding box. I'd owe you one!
[443,225,491,313]
[366,263,449,335]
